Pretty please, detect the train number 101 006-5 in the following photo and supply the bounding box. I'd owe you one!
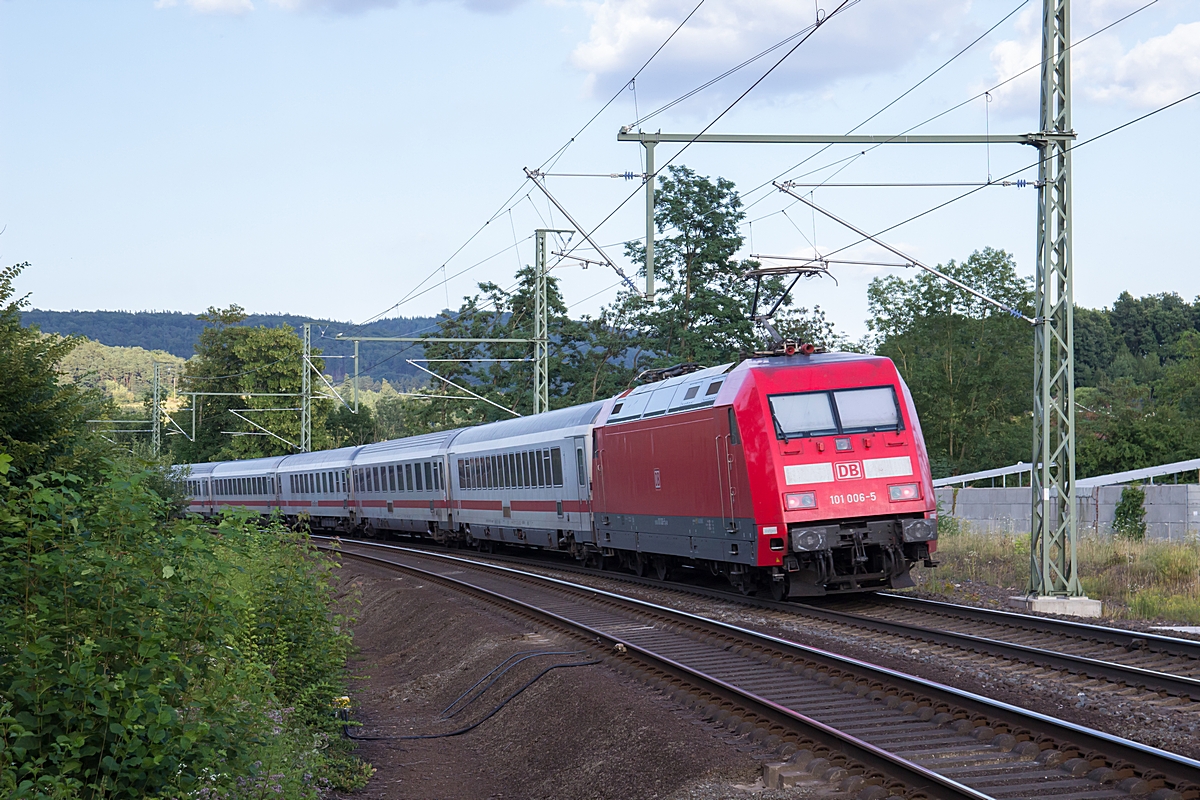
[829,492,877,505]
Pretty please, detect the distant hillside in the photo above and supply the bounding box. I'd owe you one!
[56,338,187,412]
[22,309,442,385]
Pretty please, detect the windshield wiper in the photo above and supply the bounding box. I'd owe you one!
[772,412,790,443]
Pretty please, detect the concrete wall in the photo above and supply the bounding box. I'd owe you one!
[934,484,1200,541]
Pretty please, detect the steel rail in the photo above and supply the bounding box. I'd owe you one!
[357,539,1200,700]
[784,602,1200,700]
[322,537,1200,797]
[324,541,988,800]
[870,594,1200,660]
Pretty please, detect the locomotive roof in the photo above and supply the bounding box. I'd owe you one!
[451,400,606,446]
[621,362,734,397]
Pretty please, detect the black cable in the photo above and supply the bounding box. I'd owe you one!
[630,20,819,128]
[741,0,1032,214]
[440,650,583,719]
[342,1,708,335]
[775,87,1200,269]
[762,0,1162,205]
[343,659,600,741]
[539,0,708,175]
[553,0,858,268]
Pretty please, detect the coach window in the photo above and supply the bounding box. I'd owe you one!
[411,463,421,491]
[576,448,586,485]
[423,462,433,491]
[532,450,543,487]
[386,465,394,492]
[550,448,563,487]
[519,451,529,487]
[435,462,443,491]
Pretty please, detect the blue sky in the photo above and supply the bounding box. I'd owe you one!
[2,0,1197,340]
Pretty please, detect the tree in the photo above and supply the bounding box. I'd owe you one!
[867,248,1034,477]
[170,306,331,463]
[621,165,806,367]
[0,262,111,479]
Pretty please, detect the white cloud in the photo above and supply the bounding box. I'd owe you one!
[982,4,1200,115]
[569,0,968,107]
[1086,22,1200,107]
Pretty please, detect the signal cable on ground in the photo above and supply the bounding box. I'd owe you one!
[342,657,600,741]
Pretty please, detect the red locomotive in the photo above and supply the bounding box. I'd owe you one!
[184,349,937,597]
[592,351,937,598]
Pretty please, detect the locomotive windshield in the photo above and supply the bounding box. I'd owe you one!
[769,386,901,439]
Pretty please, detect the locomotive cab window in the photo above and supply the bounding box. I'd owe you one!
[833,387,901,433]
[769,385,901,440]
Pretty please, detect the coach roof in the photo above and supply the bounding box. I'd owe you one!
[451,400,606,447]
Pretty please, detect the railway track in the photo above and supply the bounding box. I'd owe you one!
[353,537,1200,706]
[320,537,1200,800]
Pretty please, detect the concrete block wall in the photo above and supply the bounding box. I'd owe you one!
[934,484,1200,540]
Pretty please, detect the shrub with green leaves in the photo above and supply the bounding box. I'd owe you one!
[1113,484,1148,540]
[0,456,370,799]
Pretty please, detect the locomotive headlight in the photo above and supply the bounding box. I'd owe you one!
[888,483,920,501]
[784,491,816,510]
[791,527,827,552]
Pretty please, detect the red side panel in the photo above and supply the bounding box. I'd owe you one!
[593,407,755,541]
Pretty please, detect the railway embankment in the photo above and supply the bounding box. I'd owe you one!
[333,557,809,800]
[385,544,1200,762]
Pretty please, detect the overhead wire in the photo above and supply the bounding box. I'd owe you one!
[341,0,710,337]
[751,0,1161,217]
[772,87,1200,273]
[553,0,859,268]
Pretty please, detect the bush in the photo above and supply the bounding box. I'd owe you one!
[0,457,370,799]
[1113,484,1147,540]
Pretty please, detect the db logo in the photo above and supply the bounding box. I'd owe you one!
[834,461,863,481]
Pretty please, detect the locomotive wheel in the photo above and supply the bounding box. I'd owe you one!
[769,573,789,602]
[653,557,669,581]
[632,552,648,577]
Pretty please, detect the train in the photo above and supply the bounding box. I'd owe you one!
[181,350,938,598]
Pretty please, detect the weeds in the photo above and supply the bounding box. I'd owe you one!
[919,523,1200,623]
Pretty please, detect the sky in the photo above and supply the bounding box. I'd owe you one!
[1,0,1198,343]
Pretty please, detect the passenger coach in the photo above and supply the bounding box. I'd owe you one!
[183,350,938,597]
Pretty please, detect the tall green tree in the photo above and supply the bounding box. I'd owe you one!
[170,306,330,463]
[0,262,112,480]
[867,248,1034,477]
[622,165,811,367]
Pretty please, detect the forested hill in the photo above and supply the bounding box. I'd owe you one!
[21,309,441,386]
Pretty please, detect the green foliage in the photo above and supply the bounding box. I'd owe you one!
[867,248,1034,477]
[0,263,113,483]
[0,462,369,799]
[170,307,332,463]
[55,339,185,413]
[21,308,438,389]
[621,165,811,367]
[1113,485,1148,540]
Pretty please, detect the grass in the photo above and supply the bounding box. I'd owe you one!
[915,520,1200,624]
